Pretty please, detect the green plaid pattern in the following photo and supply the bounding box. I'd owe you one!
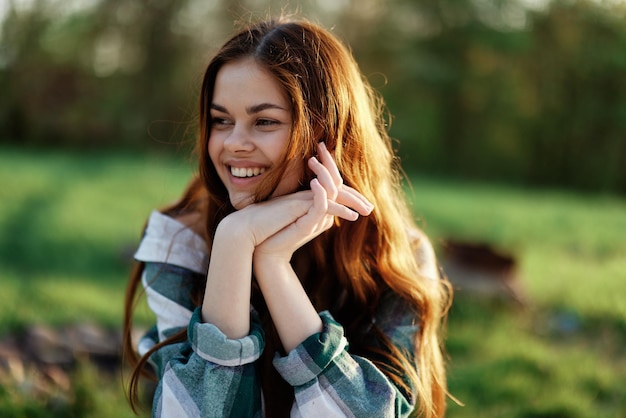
[135,211,426,417]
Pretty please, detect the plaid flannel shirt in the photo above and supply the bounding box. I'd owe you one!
[134,210,437,417]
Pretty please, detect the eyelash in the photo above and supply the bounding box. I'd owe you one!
[256,119,278,126]
[210,117,280,127]
[211,117,231,126]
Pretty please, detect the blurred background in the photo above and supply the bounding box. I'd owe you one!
[1,0,625,417]
[3,0,626,191]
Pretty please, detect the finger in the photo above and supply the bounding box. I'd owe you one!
[293,178,330,232]
[307,158,373,216]
[337,185,374,216]
[315,142,374,214]
[310,178,329,214]
[327,201,359,221]
[308,157,339,200]
[317,142,343,187]
[310,180,342,231]
[321,214,335,232]
[286,180,334,244]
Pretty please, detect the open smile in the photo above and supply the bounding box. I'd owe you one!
[229,166,266,178]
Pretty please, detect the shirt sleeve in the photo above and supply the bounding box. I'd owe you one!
[148,307,265,418]
[273,302,419,418]
[133,211,265,417]
[138,263,265,418]
[271,235,436,418]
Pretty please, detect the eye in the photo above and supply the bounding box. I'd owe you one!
[211,117,232,128]
[256,118,279,127]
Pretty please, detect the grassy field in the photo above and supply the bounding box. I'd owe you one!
[1,147,625,417]
[405,178,626,417]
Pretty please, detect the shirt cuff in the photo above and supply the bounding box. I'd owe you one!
[273,311,348,387]
[188,308,265,367]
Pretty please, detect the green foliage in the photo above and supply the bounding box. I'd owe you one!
[344,0,626,193]
[1,0,626,192]
[0,0,199,149]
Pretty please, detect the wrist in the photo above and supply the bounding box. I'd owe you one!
[253,252,292,281]
[215,213,255,249]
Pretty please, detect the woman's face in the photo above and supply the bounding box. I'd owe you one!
[208,57,303,209]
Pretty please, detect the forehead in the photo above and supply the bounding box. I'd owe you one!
[213,58,290,108]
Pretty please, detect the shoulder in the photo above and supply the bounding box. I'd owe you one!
[172,210,207,240]
[371,290,419,355]
[407,228,439,280]
[134,210,209,274]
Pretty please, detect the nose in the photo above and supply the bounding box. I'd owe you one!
[224,125,255,153]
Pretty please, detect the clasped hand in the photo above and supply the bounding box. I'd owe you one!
[222,142,374,263]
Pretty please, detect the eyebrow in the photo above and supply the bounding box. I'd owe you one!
[210,103,289,114]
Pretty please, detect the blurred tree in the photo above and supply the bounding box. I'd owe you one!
[340,0,626,193]
[0,0,625,192]
[334,0,534,180]
[524,0,626,191]
[1,0,203,149]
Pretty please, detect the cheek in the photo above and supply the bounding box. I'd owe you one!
[275,159,305,195]
[207,136,220,166]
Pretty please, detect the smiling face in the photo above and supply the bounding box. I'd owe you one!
[208,58,303,209]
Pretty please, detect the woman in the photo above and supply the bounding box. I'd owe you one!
[124,17,451,418]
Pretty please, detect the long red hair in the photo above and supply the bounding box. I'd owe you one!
[124,17,451,418]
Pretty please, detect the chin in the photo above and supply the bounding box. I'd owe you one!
[231,196,254,210]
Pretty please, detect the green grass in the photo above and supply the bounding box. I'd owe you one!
[1,147,625,417]
[0,147,194,332]
[407,177,626,319]
[405,177,626,417]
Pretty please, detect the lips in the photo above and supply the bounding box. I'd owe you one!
[229,166,266,178]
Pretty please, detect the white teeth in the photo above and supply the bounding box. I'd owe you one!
[230,166,266,178]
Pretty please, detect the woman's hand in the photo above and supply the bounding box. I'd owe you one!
[310,141,374,218]
[203,143,371,341]
[219,189,317,248]
[250,142,373,352]
[251,178,333,263]
[253,142,373,264]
